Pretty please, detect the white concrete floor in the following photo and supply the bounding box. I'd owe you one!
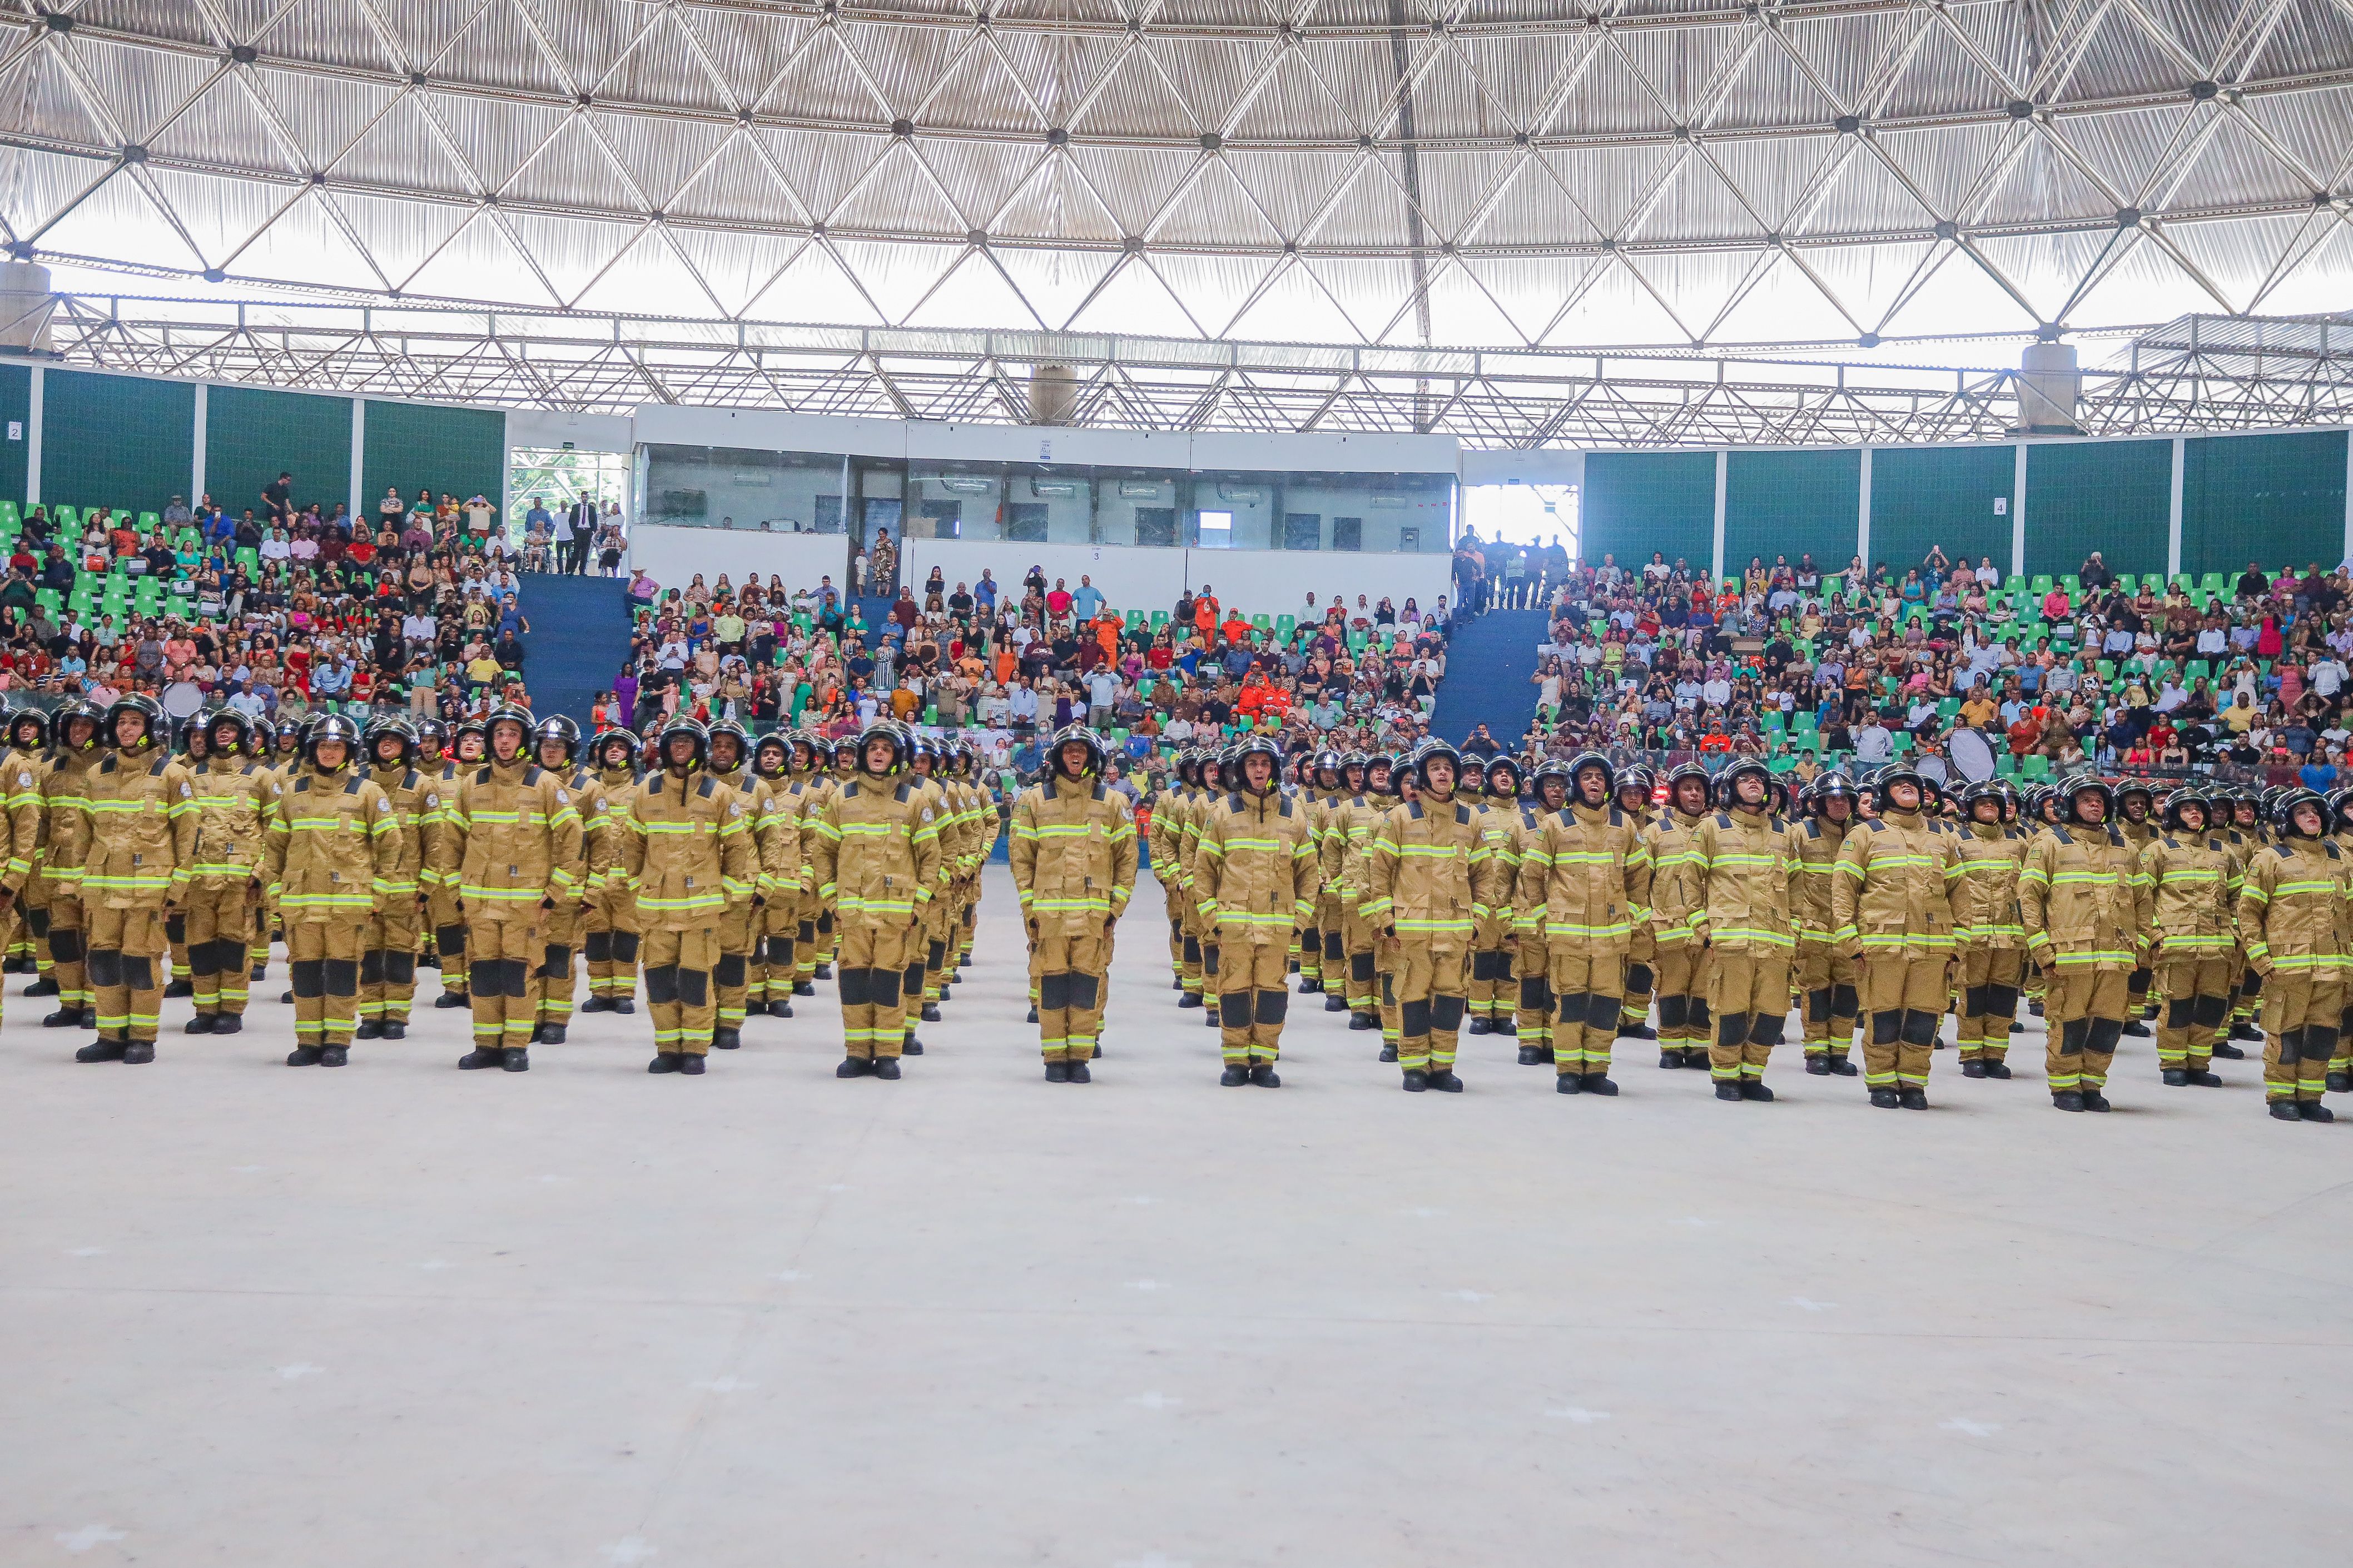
[3,865,2349,1567]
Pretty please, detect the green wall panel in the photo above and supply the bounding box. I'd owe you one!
[40,369,194,516]
[206,384,352,524]
[0,363,28,508]
[361,400,505,522]
[2023,438,2169,580]
[2181,429,2346,578]
[1581,451,1715,578]
[1870,443,2014,580]
[1725,449,1857,584]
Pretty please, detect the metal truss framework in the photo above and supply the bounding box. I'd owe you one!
[24,293,2353,447]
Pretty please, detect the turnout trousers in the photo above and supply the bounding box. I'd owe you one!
[1794,938,1859,1062]
[465,918,538,1055]
[836,923,914,1060]
[182,883,256,1019]
[1384,941,1468,1074]
[2154,955,2233,1074]
[532,903,582,1031]
[287,919,367,1048]
[2041,964,2131,1094]
[88,904,167,1046]
[428,887,468,1000]
[1955,948,2028,1062]
[1216,935,1290,1064]
[1861,956,1949,1092]
[1652,942,1708,1052]
[2261,972,2342,1104]
[1707,949,1793,1082]
[1545,947,1622,1077]
[1035,928,1109,1062]
[644,925,719,1057]
[584,884,641,1000]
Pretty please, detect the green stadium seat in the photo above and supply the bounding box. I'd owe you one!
[2029,574,2052,596]
[2004,575,2024,593]
[2020,754,2051,780]
[138,511,160,532]
[1150,610,1170,632]
[52,506,77,530]
[2200,573,2226,594]
[2061,574,2080,595]
[1995,753,2017,776]
[1275,615,1295,642]
[2187,659,2211,681]
[0,501,17,528]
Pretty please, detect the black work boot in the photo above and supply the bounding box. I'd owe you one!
[1027,1006,1039,1023]
[1324,993,1347,1012]
[1829,1056,1859,1076]
[579,995,613,1013]
[1249,1063,1281,1088]
[355,1019,384,1040]
[678,1055,705,1076]
[1556,1072,1582,1094]
[1516,1044,1547,1066]
[921,1003,941,1023]
[2121,1019,2151,1037]
[1349,1012,1374,1031]
[1805,1056,1830,1076]
[1869,1088,1900,1108]
[2329,1071,2353,1094]
[1494,1017,1517,1038]
[1962,1059,1987,1078]
[711,1028,740,1051]
[500,1048,529,1072]
[1401,1069,1428,1092]
[1898,1088,1928,1109]
[1582,1073,1617,1096]
[1045,1061,1070,1083]
[902,1035,924,1055]
[2299,1102,2335,1122]
[2081,1089,2111,1112]
[2210,1041,2245,1059]
[1619,1020,1656,1039]
[186,1013,217,1035]
[43,1005,87,1028]
[2228,1021,2262,1042]
[319,1046,348,1067]
[836,1056,870,1078]
[1177,992,1203,1009]
[75,1037,127,1063]
[434,991,468,1008]
[815,964,832,979]
[23,975,57,996]
[1066,1061,1091,1083]
[2161,1068,2188,1087]
[1740,1081,1774,1102]
[164,978,194,998]
[2269,1099,2301,1121]
[1219,1065,1249,1086]
[769,999,794,1018]
[1715,1081,1743,1102]
[1983,1059,2011,1078]
[649,1053,681,1073]
[793,980,816,997]
[286,1046,322,1066]
[1658,1049,1682,1070]
[1427,1069,1463,1092]
[1377,1044,1398,1062]
[376,1020,400,1039]
[2183,1069,2222,1086]
[870,1058,901,1080]
[120,1041,154,1064]
[1467,1018,1492,1036]
[2052,1091,2085,1112]
[538,1023,567,1046]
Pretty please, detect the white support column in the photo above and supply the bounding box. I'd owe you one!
[2011,442,2028,579]
[23,364,40,505]
[2166,435,2185,581]
[349,396,366,521]
[190,382,208,505]
[1856,446,1872,571]
[1711,449,1727,585]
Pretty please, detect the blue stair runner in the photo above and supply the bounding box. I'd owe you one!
[518,575,636,724]
[1426,609,1550,749]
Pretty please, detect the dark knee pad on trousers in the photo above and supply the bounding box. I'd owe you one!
[1586,992,1622,1026]
[1400,998,1432,1037]
[1752,1013,1787,1047]
[677,969,709,1008]
[1470,950,1505,982]
[872,968,902,1008]
[1806,987,1833,1024]
[2277,1029,2305,1064]
[2166,996,2196,1028]
[612,932,641,964]
[714,953,746,989]
[1718,1012,1751,1047]
[49,927,85,964]
[1624,962,1652,993]
[1351,951,1374,983]
[1832,983,1859,1017]
[1183,935,1201,964]
[165,913,186,945]
[1688,997,1711,1031]
[1963,985,1990,1017]
[87,948,122,988]
[901,960,925,998]
[837,967,871,1006]
[1431,994,1465,1031]
[1038,972,1070,1011]
[291,959,325,999]
[436,924,468,960]
[1255,988,1288,1024]
[2305,1024,2339,1058]
[927,939,946,970]
[27,907,48,938]
[644,965,679,1005]
[2127,968,2151,997]
[360,949,386,986]
[1324,931,1345,962]
[1658,995,1689,1031]
[2058,1019,2088,1054]
[122,955,155,992]
[1870,1010,1902,1046]
[324,959,359,997]
[538,945,573,982]
[2088,1017,2123,1053]
[583,930,613,964]
[1987,983,2018,1018]
[817,912,833,936]
[799,920,817,945]
[469,959,500,997]
[2191,994,2229,1028]
[386,951,415,985]
[1523,977,1553,1013]
[1066,973,1099,1011]
[1899,1009,1940,1047]
[1203,945,1219,978]
[2241,971,2263,999]
[1219,991,1252,1030]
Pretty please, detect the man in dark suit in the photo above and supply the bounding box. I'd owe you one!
[564,496,598,574]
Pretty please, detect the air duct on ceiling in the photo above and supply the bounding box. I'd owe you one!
[0,261,56,352]
[1029,364,1078,426]
[2013,341,2082,435]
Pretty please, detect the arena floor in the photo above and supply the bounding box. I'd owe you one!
[3,865,2346,1566]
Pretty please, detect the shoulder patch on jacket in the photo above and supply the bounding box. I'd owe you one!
[475,766,493,785]
[343,775,363,795]
[1407,800,1424,821]
[147,756,171,777]
[895,783,912,804]
[525,765,545,786]
[1868,818,1888,833]
[404,768,420,790]
[294,776,312,794]
[697,776,718,799]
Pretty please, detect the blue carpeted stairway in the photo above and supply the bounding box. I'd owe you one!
[1427,609,1550,748]
[519,575,636,724]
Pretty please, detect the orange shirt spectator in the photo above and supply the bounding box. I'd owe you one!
[2006,710,2042,756]
[1220,613,1250,647]
[1193,593,1219,638]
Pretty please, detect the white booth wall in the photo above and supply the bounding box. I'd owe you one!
[624,523,857,601]
[899,539,1455,622]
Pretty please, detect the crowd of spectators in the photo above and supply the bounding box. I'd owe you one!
[1500,545,2353,795]
[612,557,1460,776]
[0,471,566,729]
